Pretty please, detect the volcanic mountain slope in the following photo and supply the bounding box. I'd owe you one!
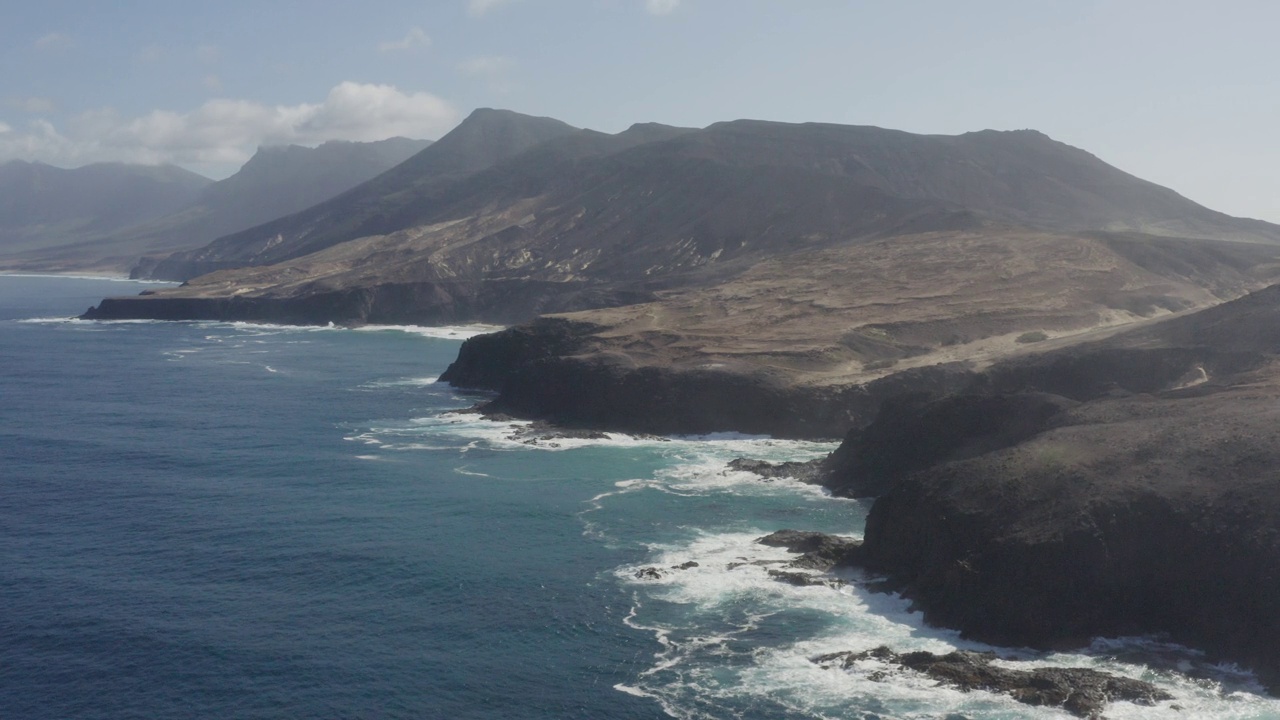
[0,161,212,261]
[0,138,431,276]
[88,109,1280,328]
[147,109,586,279]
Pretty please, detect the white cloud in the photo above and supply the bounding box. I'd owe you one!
[0,122,11,134]
[8,97,57,114]
[645,0,680,15]
[203,74,223,92]
[467,0,517,18]
[379,26,430,52]
[0,82,458,174]
[33,32,73,51]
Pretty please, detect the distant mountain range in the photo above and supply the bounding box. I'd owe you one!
[0,137,430,275]
[81,106,1279,305]
[0,161,212,256]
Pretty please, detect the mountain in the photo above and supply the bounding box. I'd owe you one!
[89,111,1280,326]
[123,137,431,277]
[0,161,212,258]
[146,108,582,279]
[652,122,1280,243]
[0,138,431,276]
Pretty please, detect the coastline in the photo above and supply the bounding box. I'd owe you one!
[0,271,181,284]
[62,272,1280,698]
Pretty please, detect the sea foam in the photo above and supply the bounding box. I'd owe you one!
[605,462,1280,720]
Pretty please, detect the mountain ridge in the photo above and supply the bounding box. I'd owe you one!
[145,108,582,279]
[0,161,212,258]
[0,138,431,276]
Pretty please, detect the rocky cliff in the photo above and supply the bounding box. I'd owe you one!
[812,284,1280,690]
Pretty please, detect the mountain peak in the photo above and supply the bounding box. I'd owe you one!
[391,107,579,178]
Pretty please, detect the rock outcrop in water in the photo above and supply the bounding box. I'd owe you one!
[812,646,1171,719]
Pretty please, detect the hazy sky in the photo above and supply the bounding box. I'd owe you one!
[3,0,1278,221]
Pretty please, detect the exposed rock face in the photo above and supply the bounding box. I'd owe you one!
[813,646,1171,719]
[828,284,1280,690]
[820,391,1076,497]
[82,280,653,326]
[440,320,973,438]
[726,458,825,483]
[755,529,862,571]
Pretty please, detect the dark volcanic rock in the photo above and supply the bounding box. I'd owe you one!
[442,322,972,439]
[727,458,825,483]
[820,391,1075,497]
[840,285,1280,691]
[756,530,862,571]
[83,280,653,326]
[813,646,1171,718]
[767,569,844,588]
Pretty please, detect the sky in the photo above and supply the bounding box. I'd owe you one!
[2,0,1278,221]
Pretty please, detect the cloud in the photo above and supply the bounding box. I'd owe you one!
[379,26,430,52]
[457,55,514,77]
[33,32,73,51]
[467,0,517,18]
[645,0,680,15]
[8,97,57,114]
[203,75,223,92]
[0,82,458,174]
[0,122,11,134]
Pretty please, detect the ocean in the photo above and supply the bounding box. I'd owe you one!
[2,274,1278,719]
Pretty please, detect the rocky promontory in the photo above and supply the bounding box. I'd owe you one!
[809,283,1280,690]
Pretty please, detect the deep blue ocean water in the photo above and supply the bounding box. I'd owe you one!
[3,275,1280,720]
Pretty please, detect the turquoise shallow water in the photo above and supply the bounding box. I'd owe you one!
[2,275,1278,720]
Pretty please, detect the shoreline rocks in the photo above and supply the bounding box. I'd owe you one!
[812,646,1172,719]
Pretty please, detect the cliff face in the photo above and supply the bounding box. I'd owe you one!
[84,280,655,327]
[814,284,1280,689]
[442,318,981,438]
[859,386,1280,689]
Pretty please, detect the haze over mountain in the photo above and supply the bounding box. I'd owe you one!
[95,108,1280,318]
[0,137,430,276]
[147,109,581,280]
[0,161,211,257]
